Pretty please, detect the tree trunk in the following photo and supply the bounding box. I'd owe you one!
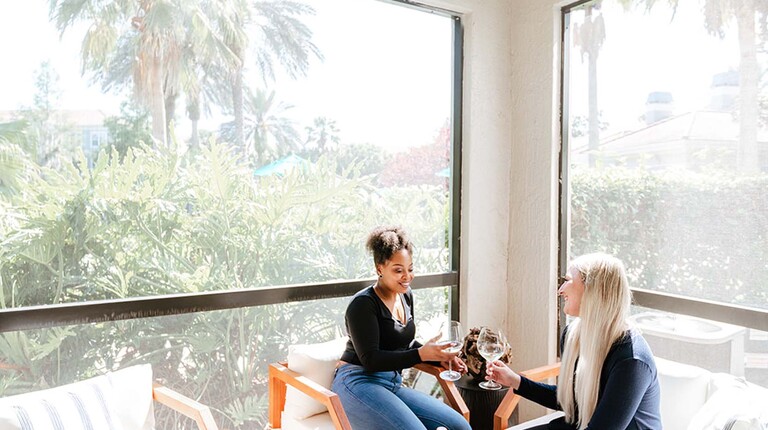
[736,0,760,173]
[586,4,600,168]
[149,57,167,148]
[165,91,177,144]
[588,49,599,168]
[188,97,200,152]
[232,42,245,155]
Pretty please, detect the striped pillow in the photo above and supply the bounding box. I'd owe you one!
[0,373,122,430]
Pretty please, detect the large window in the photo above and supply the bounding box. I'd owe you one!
[561,0,767,387]
[0,0,462,427]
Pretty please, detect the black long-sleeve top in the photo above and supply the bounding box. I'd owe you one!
[339,286,423,372]
[516,328,662,430]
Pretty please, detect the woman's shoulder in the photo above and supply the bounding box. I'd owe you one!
[352,285,376,298]
[608,328,656,368]
[348,285,376,304]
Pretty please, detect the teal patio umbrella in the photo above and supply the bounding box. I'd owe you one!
[253,154,309,177]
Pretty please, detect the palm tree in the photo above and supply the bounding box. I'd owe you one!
[573,2,605,168]
[50,0,238,148]
[702,0,763,173]
[177,2,243,151]
[51,0,320,155]
[220,89,300,166]
[50,0,171,146]
[304,117,341,158]
[226,0,323,151]
[639,0,767,173]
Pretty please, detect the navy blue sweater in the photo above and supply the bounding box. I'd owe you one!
[516,328,662,430]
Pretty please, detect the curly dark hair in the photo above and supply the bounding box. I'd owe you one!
[365,225,414,265]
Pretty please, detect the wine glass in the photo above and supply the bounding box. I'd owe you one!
[438,321,464,381]
[477,326,506,390]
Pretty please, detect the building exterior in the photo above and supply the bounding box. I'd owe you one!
[0,109,110,169]
[574,72,768,172]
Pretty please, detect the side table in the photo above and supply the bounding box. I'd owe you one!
[455,375,517,429]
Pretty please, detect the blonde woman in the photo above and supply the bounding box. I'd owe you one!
[486,253,661,429]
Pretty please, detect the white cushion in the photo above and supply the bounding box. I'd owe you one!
[687,386,768,430]
[281,411,337,430]
[0,364,155,430]
[655,356,711,430]
[283,337,348,420]
[106,364,155,430]
[507,412,564,430]
[0,372,123,430]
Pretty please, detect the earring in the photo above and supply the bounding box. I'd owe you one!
[378,273,382,277]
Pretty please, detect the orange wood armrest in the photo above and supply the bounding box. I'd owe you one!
[493,362,561,430]
[152,383,219,430]
[414,363,470,422]
[269,362,352,430]
[519,363,561,381]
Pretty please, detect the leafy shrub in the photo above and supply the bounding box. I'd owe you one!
[0,141,450,428]
[571,167,768,308]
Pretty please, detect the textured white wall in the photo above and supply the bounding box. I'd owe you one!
[421,0,563,421]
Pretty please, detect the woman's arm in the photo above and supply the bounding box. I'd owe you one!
[514,376,560,410]
[584,358,654,429]
[486,360,560,410]
[346,297,421,371]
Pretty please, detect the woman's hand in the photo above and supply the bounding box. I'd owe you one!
[418,334,461,362]
[441,356,467,374]
[486,360,521,389]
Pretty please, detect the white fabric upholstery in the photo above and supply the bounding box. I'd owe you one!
[281,411,337,430]
[106,364,155,430]
[0,371,122,430]
[283,337,348,421]
[0,364,155,430]
[687,386,768,430]
[506,357,768,430]
[507,412,564,429]
[655,357,711,430]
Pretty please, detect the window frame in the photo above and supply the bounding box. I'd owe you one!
[557,1,768,334]
[0,0,464,333]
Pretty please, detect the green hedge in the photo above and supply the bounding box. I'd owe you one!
[571,168,768,308]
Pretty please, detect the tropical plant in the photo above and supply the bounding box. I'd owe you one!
[219,89,300,166]
[0,121,33,197]
[14,62,78,169]
[303,116,341,158]
[219,0,322,151]
[103,101,154,160]
[0,137,451,428]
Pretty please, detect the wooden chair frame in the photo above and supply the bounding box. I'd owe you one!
[493,363,561,430]
[153,383,220,430]
[269,362,470,430]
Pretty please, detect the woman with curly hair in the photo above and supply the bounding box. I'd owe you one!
[331,226,471,430]
[486,253,662,430]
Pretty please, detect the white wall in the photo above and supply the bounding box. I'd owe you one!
[421,0,564,421]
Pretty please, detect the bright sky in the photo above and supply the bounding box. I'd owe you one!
[1,0,743,150]
[567,0,740,136]
[0,0,452,153]
[0,2,123,113]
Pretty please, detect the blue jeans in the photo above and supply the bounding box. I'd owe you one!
[331,363,471,430]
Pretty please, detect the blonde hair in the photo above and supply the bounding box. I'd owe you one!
[556,253,632,429]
